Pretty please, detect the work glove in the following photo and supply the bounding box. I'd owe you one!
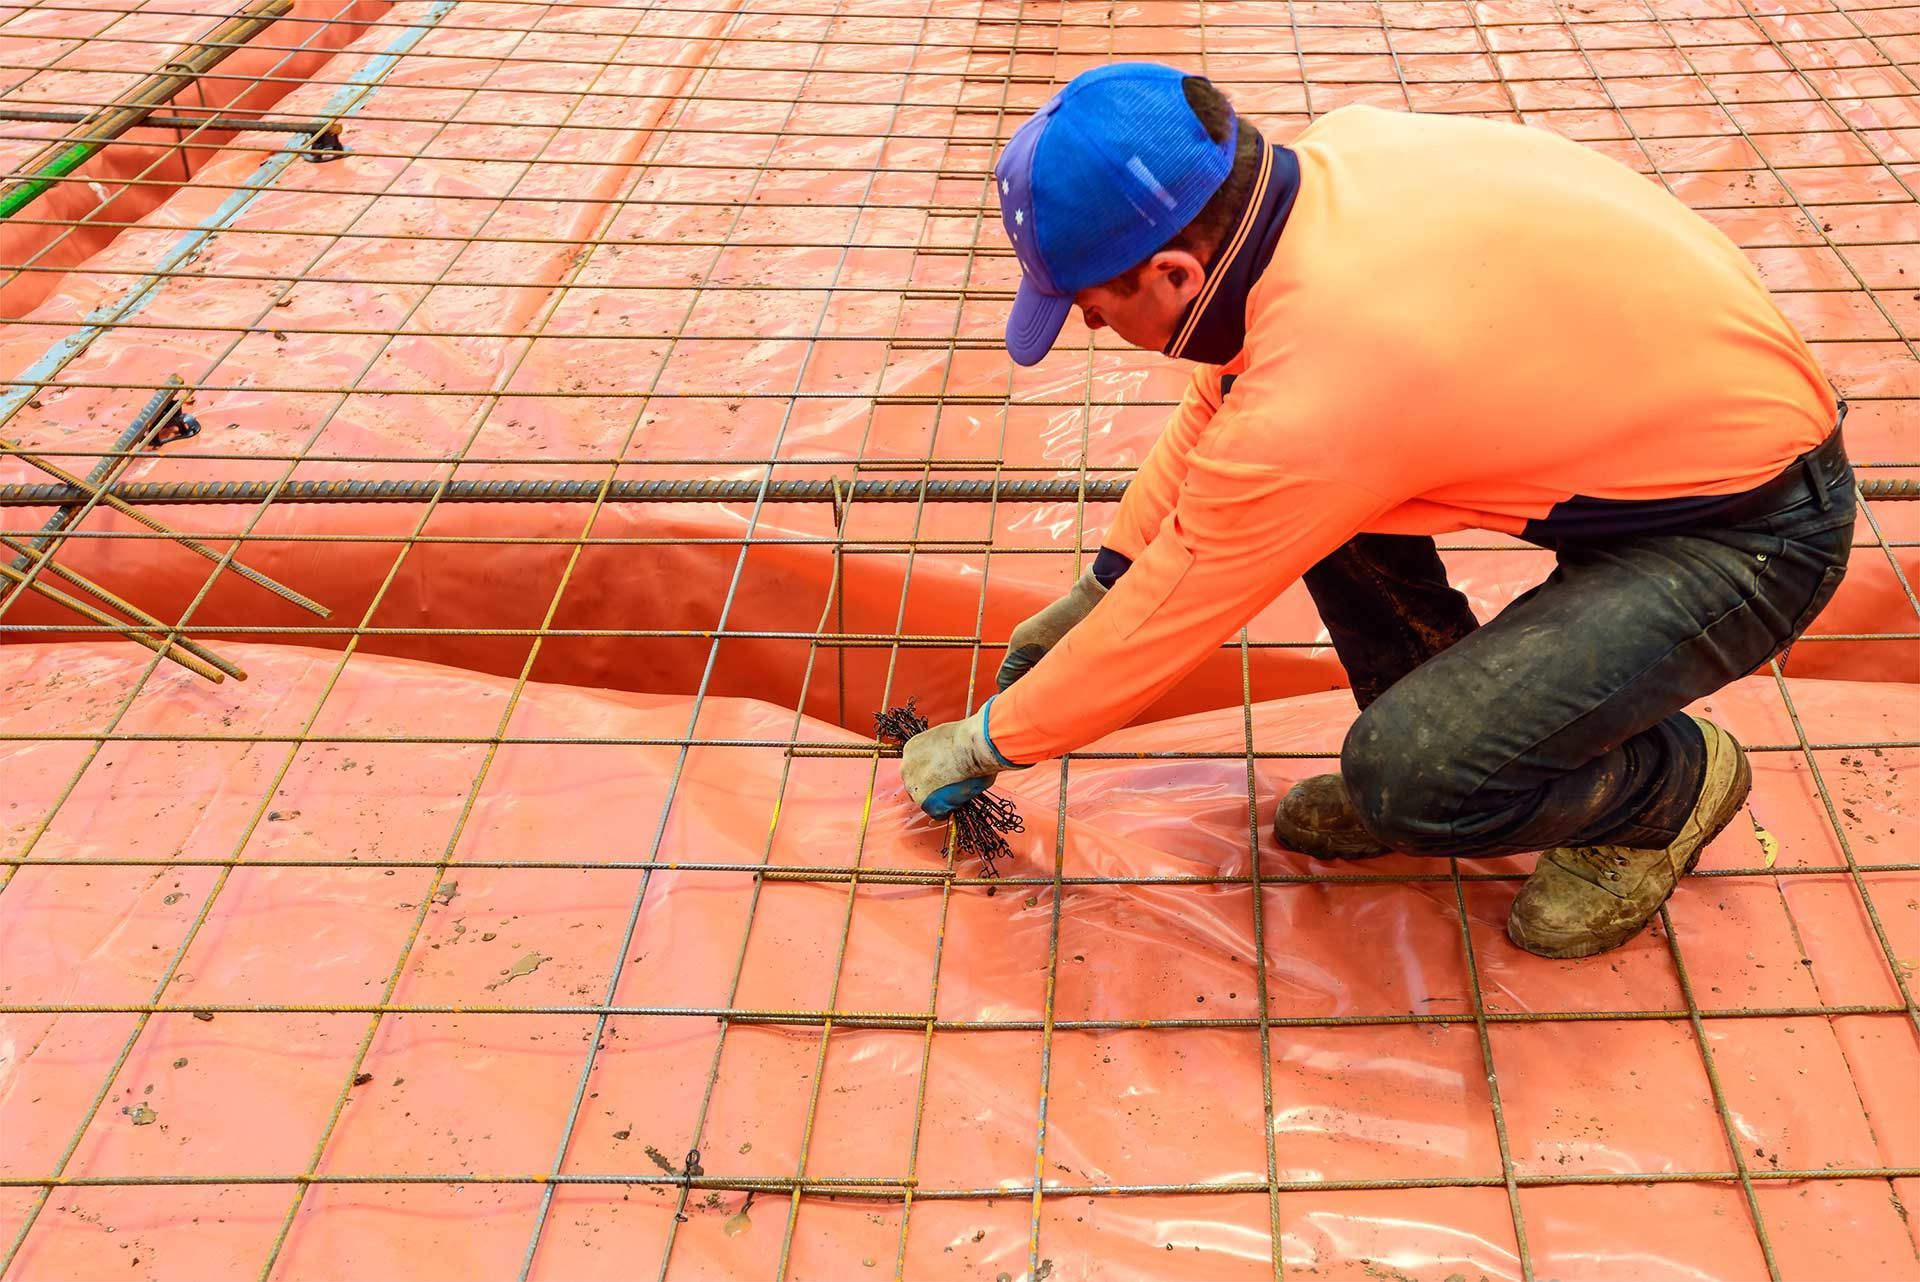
[997,569,1107,689]
[901,701,1017,819]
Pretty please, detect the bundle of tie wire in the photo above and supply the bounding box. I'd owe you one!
[874,698,1025,877]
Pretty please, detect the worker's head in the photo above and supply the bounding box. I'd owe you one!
[994,65,1261,364]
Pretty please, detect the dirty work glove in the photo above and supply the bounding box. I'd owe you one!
[997,569,1107,690]
[901,701,1018,819]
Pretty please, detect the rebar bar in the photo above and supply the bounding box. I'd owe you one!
[2,475,1912,506]
[0,105,339,137]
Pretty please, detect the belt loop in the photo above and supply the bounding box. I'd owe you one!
[1804,446,1831,512]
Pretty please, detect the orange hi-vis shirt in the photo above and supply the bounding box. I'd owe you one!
[987,104,1836,766]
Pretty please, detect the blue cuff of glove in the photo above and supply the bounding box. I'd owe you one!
[980,696,1018,768]
[924,776,990,818]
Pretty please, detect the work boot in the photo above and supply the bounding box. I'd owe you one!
[1507,716,1751,959]
[1272,774,1392,859]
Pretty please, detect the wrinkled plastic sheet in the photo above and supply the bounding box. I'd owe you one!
[1,642,1916,1279]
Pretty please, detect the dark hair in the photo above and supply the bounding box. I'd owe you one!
[1104,77,1262,295]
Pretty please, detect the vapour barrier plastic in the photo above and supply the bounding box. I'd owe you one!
[1,642,1916,1280]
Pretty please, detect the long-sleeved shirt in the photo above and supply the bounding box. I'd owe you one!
[988,104,1835,765]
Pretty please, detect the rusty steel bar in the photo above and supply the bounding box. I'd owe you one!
[8,377,192,571]
[2,476,1914,506]
[0,439,330,615]
[0,106,339,137]
[0,1162,1912,1195]
[0,556,228,682]
[0,532,243,680]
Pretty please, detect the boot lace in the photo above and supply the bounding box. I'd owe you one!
[1558,845,1633,882]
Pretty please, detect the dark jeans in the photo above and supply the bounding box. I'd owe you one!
[1305,445,1856,857]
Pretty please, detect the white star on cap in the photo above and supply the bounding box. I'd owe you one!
[1001,179,1009,194]
[1013,208,1024,225]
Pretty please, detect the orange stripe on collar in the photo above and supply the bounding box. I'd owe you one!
[1166,142,1274,361]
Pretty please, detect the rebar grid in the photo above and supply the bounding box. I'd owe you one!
[1,1,1917,1280]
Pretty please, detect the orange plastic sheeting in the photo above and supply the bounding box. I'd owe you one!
[0,0,392,318]
[3,642,1918,1280]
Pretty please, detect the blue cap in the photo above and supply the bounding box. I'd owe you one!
[994,64,1237,366]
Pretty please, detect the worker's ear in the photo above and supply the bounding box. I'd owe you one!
[1145,248,1208,308]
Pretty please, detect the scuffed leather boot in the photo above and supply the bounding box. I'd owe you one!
[1272,774,1393,859]
[1507,716,1751,959]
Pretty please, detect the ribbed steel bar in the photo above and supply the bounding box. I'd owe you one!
[2,732,1908,754]
[0,440,329,614]
[4,0,1911,61]
[2,1001,1912,1027]
[3,475,1915,505]
[0,49,1908,121]
[5,213,1911,256]
[4,449,1914,474]
[0,529,243,675]
[0,257,1908,295]
[3,381,1910,404]
[6,376,190,572]
[0,114,1912,186]
[5,0,1903,37]
[0,553,229,681]
[6,162,1915,218]
[0,1163,1913,1195]
[0,105,338,135]
[3,858,1916,884]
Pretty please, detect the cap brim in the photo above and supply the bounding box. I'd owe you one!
[1005,276,1073,367]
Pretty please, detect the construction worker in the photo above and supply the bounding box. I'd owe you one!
[901,64,1854,958]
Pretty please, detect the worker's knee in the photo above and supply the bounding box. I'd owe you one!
[1340,695,1481,856]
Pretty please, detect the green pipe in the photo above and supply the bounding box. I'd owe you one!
[0,141,95,220]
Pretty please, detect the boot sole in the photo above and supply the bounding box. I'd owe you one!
[1508,725,1753,960]
[1270,811,1393,860]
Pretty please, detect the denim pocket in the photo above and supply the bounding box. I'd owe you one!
[1785,561,1847,643]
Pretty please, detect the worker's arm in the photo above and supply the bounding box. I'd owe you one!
[995,364,1230,690]
[1103,362,1230,564]
[904,459,1380,803]
[987,455,1385,766]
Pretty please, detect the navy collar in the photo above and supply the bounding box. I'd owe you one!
[1163,136,1301,365]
